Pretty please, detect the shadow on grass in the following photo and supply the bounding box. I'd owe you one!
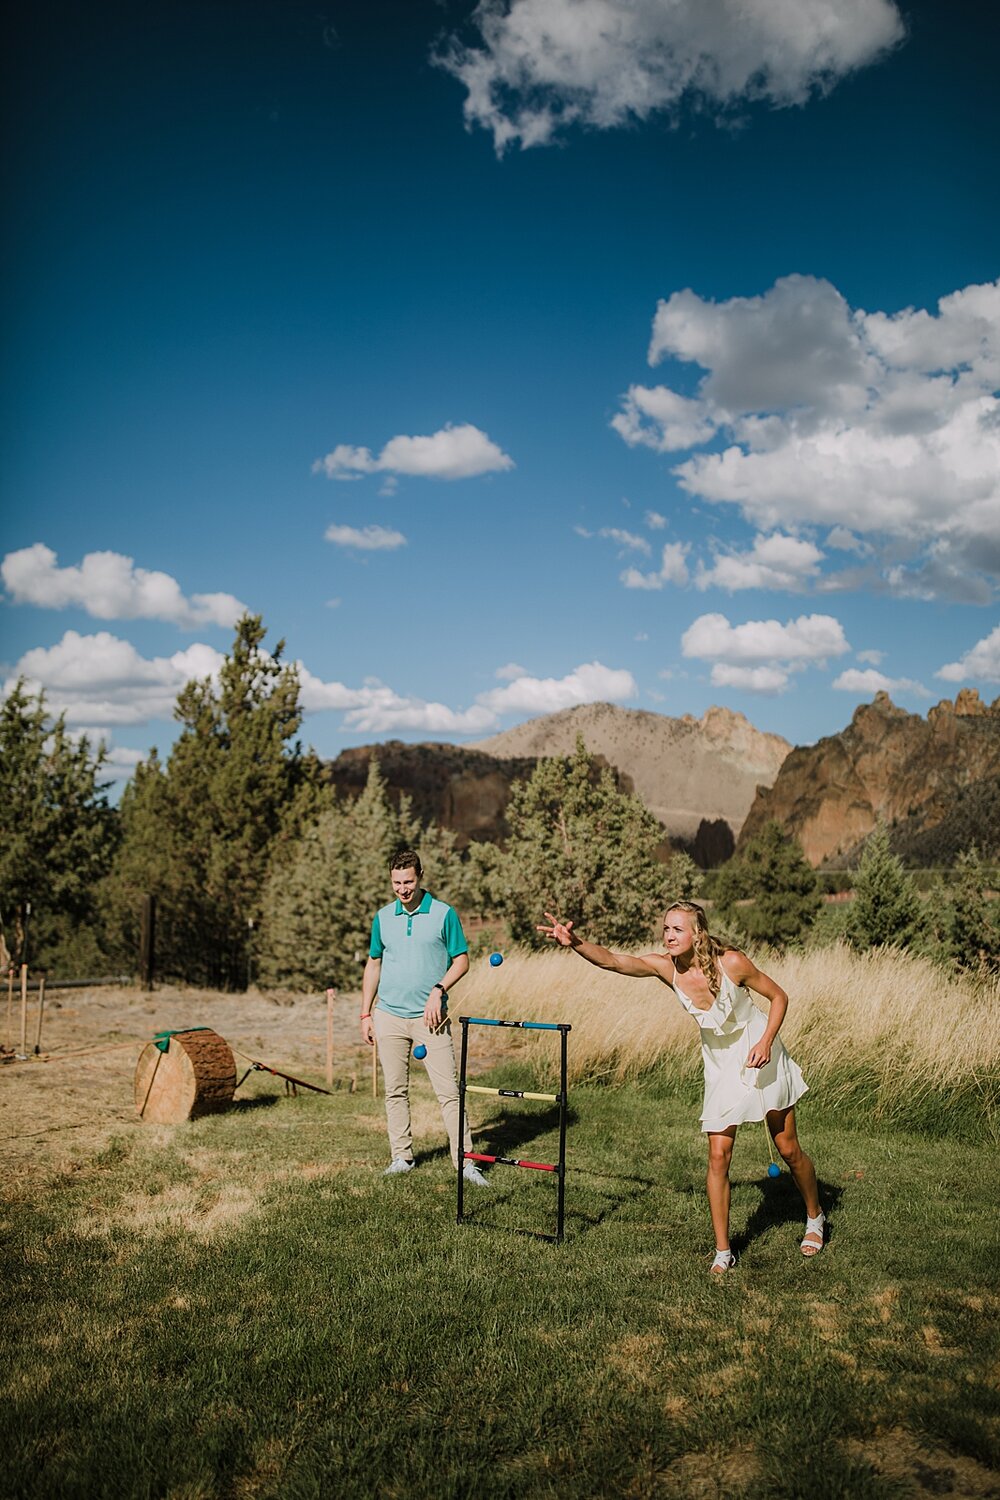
[731,1175,844,1257]
[442,1106,657,1244]
[227,1094,282,1114]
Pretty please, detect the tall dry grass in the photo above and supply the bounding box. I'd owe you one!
[457,942,1000,1137]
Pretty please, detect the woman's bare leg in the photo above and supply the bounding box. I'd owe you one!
[706,1127,737,1264]
[767,1106,823,1253]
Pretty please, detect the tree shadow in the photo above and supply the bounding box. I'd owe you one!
[731,1175,844,1257]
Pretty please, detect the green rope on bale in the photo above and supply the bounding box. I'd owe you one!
[152,1027,212,1054]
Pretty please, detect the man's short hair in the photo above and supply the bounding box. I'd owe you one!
[390,848,422,877]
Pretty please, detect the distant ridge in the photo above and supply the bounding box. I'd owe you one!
[739,689,1000,866]
[471,701,790,841]
[325,702,790,858]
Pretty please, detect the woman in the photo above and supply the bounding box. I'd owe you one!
[537,900,824,1272]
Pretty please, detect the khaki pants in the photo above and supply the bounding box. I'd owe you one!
[373,1008,472,1169]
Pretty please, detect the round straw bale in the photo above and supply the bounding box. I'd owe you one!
[134,1028,237,1124]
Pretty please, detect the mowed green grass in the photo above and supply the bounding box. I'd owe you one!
[2,1063,998,1500]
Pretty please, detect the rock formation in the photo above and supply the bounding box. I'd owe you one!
[738,690,1000,866]
[326,703,789,857]
[471,702,789,841]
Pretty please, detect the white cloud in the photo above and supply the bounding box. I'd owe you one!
[615,275,1000,598]
[313,423,514,481]
[324,524,407,551]
[495,661,529,681]
[826,526,870,555]
[599,527,650,554]
[437,0,904,151]
[1,544,247,628]
[710,664,791,694]
[936,624,1000,684]
[621,541,690,590]
[682,610,849,693]
[857,649,884,665]
[682,611,849,666]
[301,657,637,733]
[478,660,638,716]
[613,386,718,452]
[645,510,667,530]
[296,667,497,734]
[5,631,226,726]
[695,533,823,592]
[832,667,929,697]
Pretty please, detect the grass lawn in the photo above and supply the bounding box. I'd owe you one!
[3,1060,998,1499]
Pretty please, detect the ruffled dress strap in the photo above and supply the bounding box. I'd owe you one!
[671,969,747,1038]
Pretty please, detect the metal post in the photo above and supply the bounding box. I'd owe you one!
[557,1025,569,1243]
[456,1017,470,1226]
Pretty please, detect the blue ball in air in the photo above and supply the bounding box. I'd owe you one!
[413,1044,427,1060]
[767,1162,781,1178]
[489,952,504,967]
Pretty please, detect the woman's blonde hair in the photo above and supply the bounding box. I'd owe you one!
[663,899,737,998]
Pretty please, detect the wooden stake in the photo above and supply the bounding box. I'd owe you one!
[372,1036,378,1099]
[19,964,28,1056]
[4,967,13,1051]
[33,974,46,1054]
[325,987,336,1089]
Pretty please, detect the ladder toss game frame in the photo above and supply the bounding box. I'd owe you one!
[456,1015,572,1243]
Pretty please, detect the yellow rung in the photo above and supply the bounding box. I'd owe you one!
[465,1084,558,1102]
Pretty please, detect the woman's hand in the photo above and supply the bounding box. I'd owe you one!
[537,912,576,947]
[745,1038,772,1069]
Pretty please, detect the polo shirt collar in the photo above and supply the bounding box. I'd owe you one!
[394,890,433,916]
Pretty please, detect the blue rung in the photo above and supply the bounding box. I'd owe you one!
[461,1016,570,1032]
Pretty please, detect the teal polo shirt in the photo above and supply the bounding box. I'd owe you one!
[369,890,468,1018]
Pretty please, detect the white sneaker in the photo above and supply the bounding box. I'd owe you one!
[462,1163,489,1187]
[383,1158,414,1176]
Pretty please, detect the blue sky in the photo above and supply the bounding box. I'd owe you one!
[3,0,998,779]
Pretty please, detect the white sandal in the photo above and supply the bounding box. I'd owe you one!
[801,1212,826,1257]
[710,1248,737,1274]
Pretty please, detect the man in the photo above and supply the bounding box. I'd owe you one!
[360,849,488,1185]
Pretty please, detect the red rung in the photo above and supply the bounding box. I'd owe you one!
[465,1152,557,1173]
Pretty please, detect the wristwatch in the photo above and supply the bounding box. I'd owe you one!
[434,983,448,998]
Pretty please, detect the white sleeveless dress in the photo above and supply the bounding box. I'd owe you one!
[671,969,808,1132]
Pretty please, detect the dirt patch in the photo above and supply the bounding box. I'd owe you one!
[1,984,503,1198]
[846,1426,1000,1498]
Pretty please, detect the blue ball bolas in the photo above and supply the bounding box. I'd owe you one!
[413,1043,427,1060]
[767,1162,781,1178]
[489,952,504,967]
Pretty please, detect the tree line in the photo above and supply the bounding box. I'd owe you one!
[2,616,997,987]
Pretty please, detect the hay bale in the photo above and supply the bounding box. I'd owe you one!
[134,1028,237,1124]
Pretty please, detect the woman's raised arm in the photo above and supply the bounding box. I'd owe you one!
[536,912,667,978]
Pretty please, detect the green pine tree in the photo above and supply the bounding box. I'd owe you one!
[498,736,665,947]
[846,820,920,950]
[105,616,318,986]
[713,821,821,949]
[933,846,1000,971]
[664,850,704,902]
[0,681,119,974]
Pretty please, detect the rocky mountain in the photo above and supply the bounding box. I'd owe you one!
[323,741,536,847]
[738,689,1000,867]
[471,702,790,840]
[325,702,789,860]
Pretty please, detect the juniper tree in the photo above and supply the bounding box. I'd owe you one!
[498,736,664,948]
[713,821,820,949]
[933,845,1000,971]
[257,757,452,990]
[846,820,920,951]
